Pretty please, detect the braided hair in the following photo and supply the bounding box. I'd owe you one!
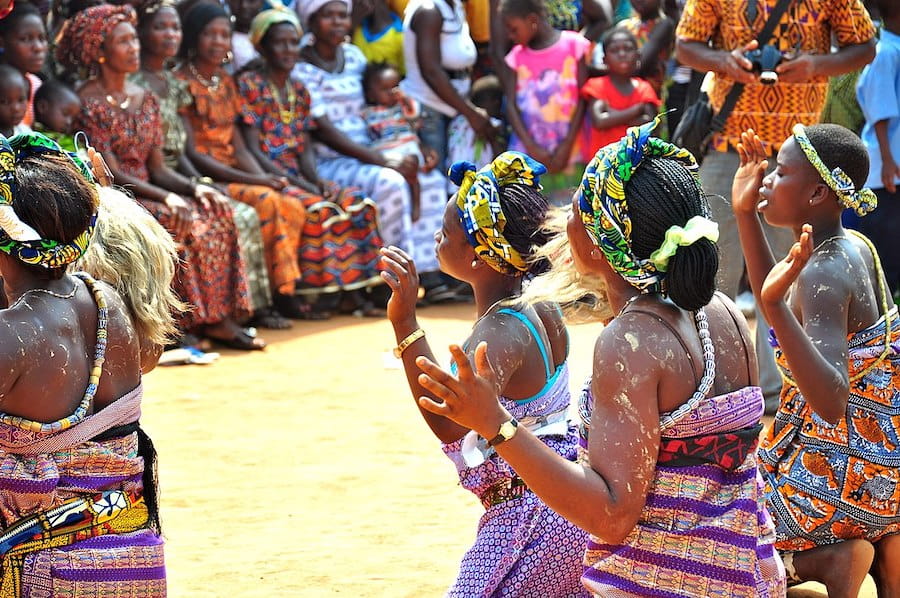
[497,183,552,277]
[627,158,718,311]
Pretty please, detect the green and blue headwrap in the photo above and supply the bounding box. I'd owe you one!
[792,124,878,217]
[448,151,545,276]
[579,117,714,293]
[0,132,98,269]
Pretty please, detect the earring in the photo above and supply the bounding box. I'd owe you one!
[223,50,233,64]
[98,55,106,64]
[471,260,479,268]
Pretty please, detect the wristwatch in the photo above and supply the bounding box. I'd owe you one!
[487,418,519,447]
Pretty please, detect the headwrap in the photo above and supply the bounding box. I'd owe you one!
[249,2,301,49]
[55,4,137,73]
[579,117,709,293]
[448,151,545,277]
[298,0,351,30]
[0,132,98,268]
[181,1,229,57]
[792,124,878,217]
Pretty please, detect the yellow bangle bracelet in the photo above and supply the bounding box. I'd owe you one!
[393,328,425,358]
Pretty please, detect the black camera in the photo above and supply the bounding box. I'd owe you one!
[744,45,784,85]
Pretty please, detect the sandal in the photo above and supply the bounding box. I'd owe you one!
[351,300,386,318]
[275,294,331,321]
[250,307,293,330]
[206,328,266,351]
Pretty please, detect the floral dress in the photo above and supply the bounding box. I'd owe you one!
[76,92,252,330]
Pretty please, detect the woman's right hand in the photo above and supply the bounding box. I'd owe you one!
[164,193,194,241]
[379,246,420,326]
[465,106,495,141]
[733,129,768,216]
[384,156,419,181]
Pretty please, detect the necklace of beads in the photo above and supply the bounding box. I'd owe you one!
[0,273,109,433]
[9,281,78,309]
[267,80,297,125]
[189,62,220,91]
[778,230,893,386]
[619,295,716,431]
[104,92,131,110]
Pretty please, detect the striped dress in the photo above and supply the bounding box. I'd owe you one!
[579,382,786,597]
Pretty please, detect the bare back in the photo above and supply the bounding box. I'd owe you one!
[0,275,141,422]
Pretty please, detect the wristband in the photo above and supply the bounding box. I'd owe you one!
[393,328,425,358]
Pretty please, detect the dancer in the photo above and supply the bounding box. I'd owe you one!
[380,152,588,597]
[414,120,786,597]
[0,132,165,595]
[733,124,900,596]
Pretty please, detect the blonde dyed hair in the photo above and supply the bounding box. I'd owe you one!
[521,206,614,323]
[75,186,186,348]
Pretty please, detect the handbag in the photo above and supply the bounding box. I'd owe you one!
[671,0,795,162]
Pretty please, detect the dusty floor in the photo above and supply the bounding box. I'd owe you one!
[143,303,875,596]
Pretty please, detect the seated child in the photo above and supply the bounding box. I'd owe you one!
[733,124,900,597]
[447,74,504,171]
[31,78,82,151]
[582,27,660,159]
[361,61,438,221]
[0,65,32,137]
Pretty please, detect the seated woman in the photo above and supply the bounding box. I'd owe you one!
[134,0,289,328]
[57,4,265,350]
[0,132,165,595]
[414,120,787,597]
[178,2,384,317]
[293,0,453,301]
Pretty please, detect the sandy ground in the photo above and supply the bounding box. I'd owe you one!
[142,302,875,597]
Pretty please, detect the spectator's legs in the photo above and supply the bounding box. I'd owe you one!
[419,105,450,174]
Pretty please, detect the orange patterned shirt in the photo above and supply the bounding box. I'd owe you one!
[676,0,875,153]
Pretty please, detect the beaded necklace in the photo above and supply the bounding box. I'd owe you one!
[619,295,717,431]
[267,80,297,125]
[189,62,221,91]
[778,230,893,386]
[0,273,109,434]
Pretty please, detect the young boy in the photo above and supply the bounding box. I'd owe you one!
[361,61,439,221]
[733,124,899,597]
[856,0,900,299]
[582,28,659,158]
[0,65,31,138]
[32,79,81,151]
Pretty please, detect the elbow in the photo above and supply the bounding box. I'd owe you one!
[674,40,689,66]
[861,40,876,66]
[819,382,850,425]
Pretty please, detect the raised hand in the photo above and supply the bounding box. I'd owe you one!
[761,224,814,305]
[87,146,114,187]
[379,246,420,326]
[416,342,509,439]
[733,129,769,215]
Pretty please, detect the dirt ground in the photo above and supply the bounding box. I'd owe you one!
[142,303,875,597]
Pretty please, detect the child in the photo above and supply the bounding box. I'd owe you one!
[619,0,674,94]
[733,124,899,596]
[31,78,81,151]
[352,0,404,73]
[582,27,660,158]
[0,65,31,137]
[380,152,588,597]
[361,61,439,221]
[856,0,900,298]
[0,2,46,128]
[447,74,504,171]
[499,0,589,202]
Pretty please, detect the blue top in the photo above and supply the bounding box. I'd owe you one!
[857,27,900,190]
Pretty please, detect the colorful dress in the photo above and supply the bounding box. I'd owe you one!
[442,309,588,597]
[352,12,405,74]
[0,274,165,597]
[76,93,252,331]
[578,343,785,595]
[760,305,900,551]
[132,69,273,312]
[361,93,424,163]
[294,43,448,273]
[234,69,383,294]
[505,31,588,201]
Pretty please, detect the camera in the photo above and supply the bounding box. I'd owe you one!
[744,45,784,85]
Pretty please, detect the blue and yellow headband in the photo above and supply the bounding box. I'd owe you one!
[792,124,877,217]
[448,151,545,276]
[0,132,98,269]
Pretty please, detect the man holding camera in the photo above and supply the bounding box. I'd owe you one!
[675,0,876,412]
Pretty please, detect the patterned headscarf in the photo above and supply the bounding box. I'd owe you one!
[0,133,98,268]
[448,151,546,277]
[249,2,301,49]
[579,117,701,293]
[792,124,878,217]
[55,4,137,73]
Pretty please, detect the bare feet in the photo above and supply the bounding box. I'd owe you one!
[791,539,875,598]
[204,319,266,351]
[873,534,900,598]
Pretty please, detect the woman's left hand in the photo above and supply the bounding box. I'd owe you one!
[379,246,420,326]
[194,184,230,218]
[416,342,509,438]
[761,223,813,305]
